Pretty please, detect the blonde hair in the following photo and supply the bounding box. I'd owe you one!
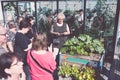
[57,13,65,19]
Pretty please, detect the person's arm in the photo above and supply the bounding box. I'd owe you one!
[7,41,14,52]
[24,43,32,51]
[62,24,70,35]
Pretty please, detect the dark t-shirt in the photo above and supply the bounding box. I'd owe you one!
[26,24,37,39]
[14,32,31,63]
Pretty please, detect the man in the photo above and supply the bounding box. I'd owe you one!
[74,9,84,36]
[0,25,8,55]
[78,9,84,25]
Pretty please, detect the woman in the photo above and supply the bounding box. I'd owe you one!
[14,20,32,80]
[0,26,9,54]
[0,53,26,80]
[27,33,56,80]
[50,12,70,66]
[25,15,37,40]
[14,20,32,63]
[6,20,17,52]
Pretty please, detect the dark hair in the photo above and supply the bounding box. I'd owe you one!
[32,32,47,50]
[45,13,50,17]
[7,20,16,29]
[19,20,31,30]
[25,15,34,23]
[16,16,24,21]
[79,9,83,12]
[0,53,19,79]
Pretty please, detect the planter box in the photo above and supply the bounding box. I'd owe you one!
[62,53,101,61]
[59,76,72,80]
[60,53,102,67]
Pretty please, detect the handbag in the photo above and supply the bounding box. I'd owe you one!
[30,50,58,80]
[53,38,60,44]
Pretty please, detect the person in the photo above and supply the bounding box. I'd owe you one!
[77,9,84,25]
[74,9,84,35]
[52,12,57,24]
[14,20,32,80]
[14,20,32,63]
[0,53,26,80]
[25,15,38,40]
[16,16,24,31]
[0,25,8,55]
[45,13,52,46]
[6,20,17,52]
[50,12,70,66]
[27,33,56,80]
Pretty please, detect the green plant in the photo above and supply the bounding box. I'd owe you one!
[77,66,95,80]
[59,62,71,77]
[85,0,116,42]
[61,34,105,55]
[59,63,95,80]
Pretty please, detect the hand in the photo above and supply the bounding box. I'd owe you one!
[60,33,64,36]
[56,32,61,36]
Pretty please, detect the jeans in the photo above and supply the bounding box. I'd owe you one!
[23,65,31,80]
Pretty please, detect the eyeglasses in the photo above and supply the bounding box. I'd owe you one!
[11,60,19,66]
[11,60,22,67]
[58,19,63,20]
[0,33,7,36]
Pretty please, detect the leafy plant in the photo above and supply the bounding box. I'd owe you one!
[86,0,116,38]
[59,62,71,77]
[77,66,95,80]
[59,63,95,80]
[61,34,105,56]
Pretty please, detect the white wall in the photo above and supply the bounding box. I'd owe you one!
[0,1,3,24]
[115,11,120,54]
[0,1,3,23]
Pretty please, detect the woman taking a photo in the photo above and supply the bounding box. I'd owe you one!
[27,33,56,80]
[0,53,26,80]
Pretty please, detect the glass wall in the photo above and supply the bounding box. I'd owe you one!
[18,1,35,17]
[2,1,17,23]
[1,0,118,61]
[85,0,117,61]
[36,1,56,33]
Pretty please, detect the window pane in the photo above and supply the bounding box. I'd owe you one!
[3,2,17,23]
[36,1,57,33]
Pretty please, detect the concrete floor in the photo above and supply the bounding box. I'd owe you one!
[100,55,120,80]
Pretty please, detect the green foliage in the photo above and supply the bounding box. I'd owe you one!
[4,2,16,11]
[59,63,95,80]
[88,0,115,38]
[59,62,72,77]
[77,66,95,80]
[61,34,105,55]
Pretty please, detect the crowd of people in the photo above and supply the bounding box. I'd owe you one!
[0,12,71,80]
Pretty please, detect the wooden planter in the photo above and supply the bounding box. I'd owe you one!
[59,76,72,80]
[60,53,102,67]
